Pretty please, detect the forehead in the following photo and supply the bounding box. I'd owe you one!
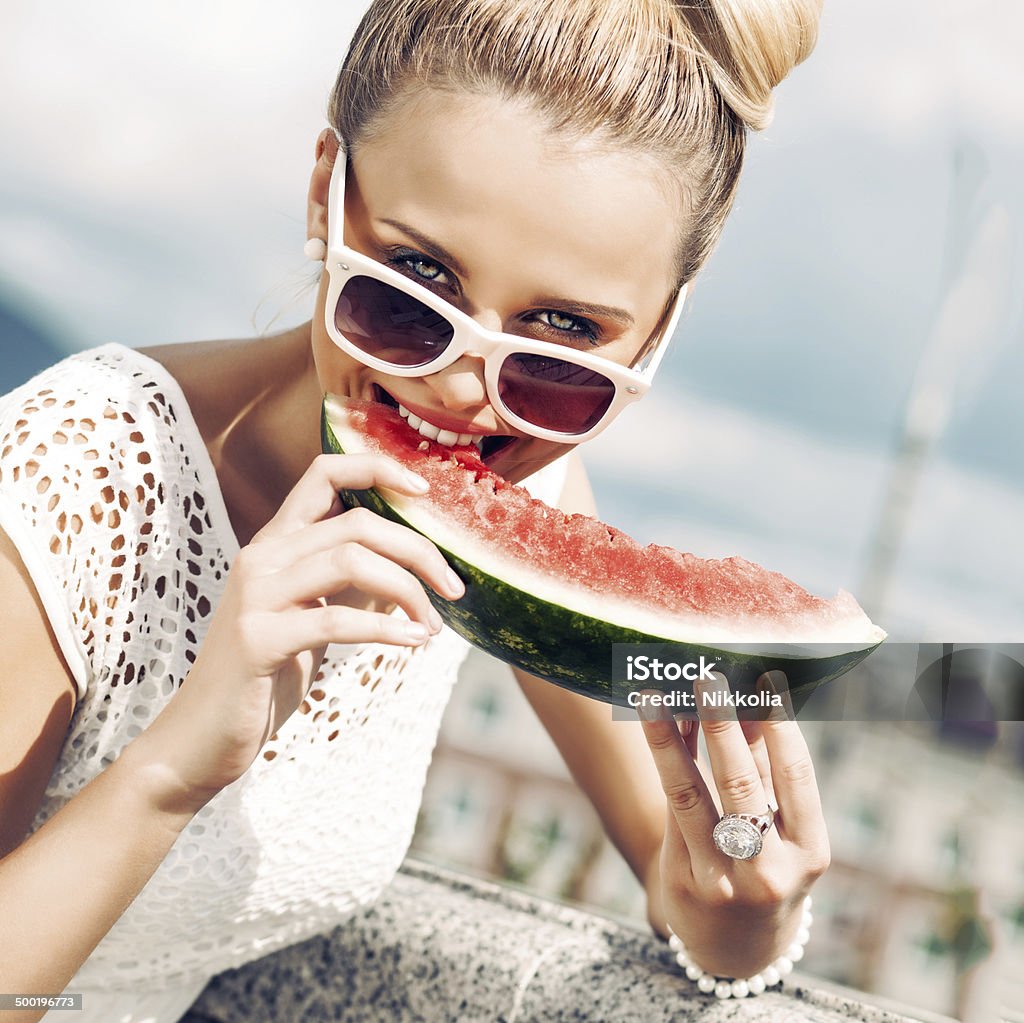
[349,87,681,309]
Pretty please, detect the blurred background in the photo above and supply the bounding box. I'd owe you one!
[1,1,1021,1019]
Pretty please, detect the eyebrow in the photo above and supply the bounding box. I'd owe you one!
[379,217,636,328]
[528,295,635,328]
[379,218,470,278]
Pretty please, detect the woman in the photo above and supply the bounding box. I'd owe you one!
[0,0,828,1019]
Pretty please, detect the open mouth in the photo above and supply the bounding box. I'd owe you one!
[372,385,516,465]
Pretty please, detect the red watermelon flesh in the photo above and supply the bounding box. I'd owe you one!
[331,397,885,647]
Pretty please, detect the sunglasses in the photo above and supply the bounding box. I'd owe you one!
[322,147,688,443]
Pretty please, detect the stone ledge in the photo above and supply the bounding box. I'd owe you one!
[186,857,949,1022]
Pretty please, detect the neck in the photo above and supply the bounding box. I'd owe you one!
[217,323,323,538]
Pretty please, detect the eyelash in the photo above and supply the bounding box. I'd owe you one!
[382,247,602,344]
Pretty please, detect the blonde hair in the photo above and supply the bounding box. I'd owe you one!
[328,0,821,288]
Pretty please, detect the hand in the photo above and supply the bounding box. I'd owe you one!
[638,670,830,980]
[129,453,464,813]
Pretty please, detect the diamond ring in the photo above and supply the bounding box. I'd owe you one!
[712,806,777,860]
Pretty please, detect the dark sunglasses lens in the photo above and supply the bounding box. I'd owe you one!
[335,275,453,367]
[499,353,616,435]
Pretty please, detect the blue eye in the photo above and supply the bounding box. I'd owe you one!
[547,311,577,331]
[407,257,444,282]
[386,249,450,288]
[536,309,600,343]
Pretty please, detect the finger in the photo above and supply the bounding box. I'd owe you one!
[689,740,722,816]
[251,506,463,600]
[254,453,429,542]
[661,802,693,876]
[695,673,770,816]
[637,700,719,853]
[763,668,797,724]
[738,673,787,805]
[739,720,776,807]
[258,604,434,663]
[257,543,442,631]
[760,671,827,847]
[677,715,699,761]
[676,716,709,805]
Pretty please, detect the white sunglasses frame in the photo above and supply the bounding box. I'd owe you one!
[322,144,688,443]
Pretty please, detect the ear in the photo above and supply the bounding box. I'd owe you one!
[307,128,341,242]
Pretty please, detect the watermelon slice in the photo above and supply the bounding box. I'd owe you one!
[320,394,886,707]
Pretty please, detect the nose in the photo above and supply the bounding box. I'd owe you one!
[424,302,504,414]
[424,350,490,413]
[419,299,507,413]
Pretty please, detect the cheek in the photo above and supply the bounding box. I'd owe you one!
[488,436,576,487]
[312,335,370,400]
[311,271,365,392]
[311,287,369,398]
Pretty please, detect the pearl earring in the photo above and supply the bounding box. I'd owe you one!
[303,237,327,262]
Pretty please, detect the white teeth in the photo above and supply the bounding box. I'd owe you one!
[393,401,483,448]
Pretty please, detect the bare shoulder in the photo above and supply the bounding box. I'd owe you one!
[135,338,263,441]
[136,336,288,370]
[135,337,240,395]
[0,524,78,858]
[136,337,251,377]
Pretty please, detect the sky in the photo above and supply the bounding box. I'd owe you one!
[0,0,1021,640]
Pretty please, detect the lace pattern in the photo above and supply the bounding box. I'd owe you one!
[0,343,568,995]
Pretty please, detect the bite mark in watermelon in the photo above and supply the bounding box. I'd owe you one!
[321,394,886,706]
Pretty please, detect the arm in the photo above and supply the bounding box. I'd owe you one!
[0,526,202,1023]
[513,453,830,980]
[511,657,670,929]
[510,452,667,920]
[0,749,201,1021]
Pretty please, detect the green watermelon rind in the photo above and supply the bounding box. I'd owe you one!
[321,400,881,709]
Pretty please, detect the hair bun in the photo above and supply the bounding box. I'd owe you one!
[678,0,823,130]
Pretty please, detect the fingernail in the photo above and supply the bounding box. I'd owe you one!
[428,607,443,632]
[695,670,727,697]
[403,470,429,493]
[696,671,734,721]
[678,718,693,738]
[764,669,796,721]
[404,622,429,642]
[636,690,673,721]
[445,567,465,598]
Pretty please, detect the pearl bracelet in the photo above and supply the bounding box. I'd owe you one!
[666,895,813,999]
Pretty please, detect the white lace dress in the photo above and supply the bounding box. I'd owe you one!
[0,342,568,1023]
